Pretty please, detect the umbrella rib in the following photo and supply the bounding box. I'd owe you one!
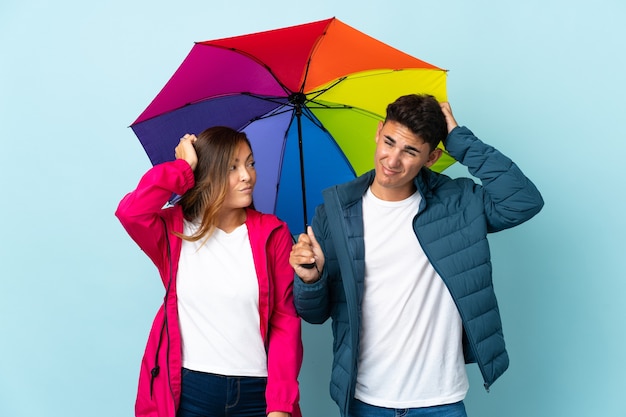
[298,106,326,130]
[297,25,330,94]
[229,93,295,130]
[302,76,385,117]
[253,106,293,121]
[240,92,291,107]
[306,77,346,101]
[303,77,386,120]
[307,102,383,120]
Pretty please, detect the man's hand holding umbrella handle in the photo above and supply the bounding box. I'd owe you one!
[175,134,198,171]
[290,226,325,283]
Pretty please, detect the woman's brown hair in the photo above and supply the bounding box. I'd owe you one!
[176,126,253,243]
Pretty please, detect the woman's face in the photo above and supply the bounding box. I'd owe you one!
[222,142,256,211]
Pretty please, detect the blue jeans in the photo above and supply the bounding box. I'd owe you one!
[346,399,468,417]
[177,368,267,417]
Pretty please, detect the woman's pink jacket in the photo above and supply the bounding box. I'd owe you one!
[116,159,303,417]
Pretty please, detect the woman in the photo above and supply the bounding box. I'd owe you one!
[116,126,302,417]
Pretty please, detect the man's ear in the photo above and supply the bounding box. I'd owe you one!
[425,148,443,168]
[375,121,384,143]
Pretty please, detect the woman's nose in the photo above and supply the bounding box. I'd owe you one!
[240,167,251,181]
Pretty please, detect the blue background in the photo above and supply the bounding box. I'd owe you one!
[1,1,625,416]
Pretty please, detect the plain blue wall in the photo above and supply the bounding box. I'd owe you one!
[1,1,625,416]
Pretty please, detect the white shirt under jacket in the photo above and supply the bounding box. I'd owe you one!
[177,221,268,377]
[355,188,469,408]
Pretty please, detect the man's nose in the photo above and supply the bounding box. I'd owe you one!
[387,148,401,167]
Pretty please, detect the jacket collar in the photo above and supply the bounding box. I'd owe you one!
[245,207,282,231]
[331,168,439,206]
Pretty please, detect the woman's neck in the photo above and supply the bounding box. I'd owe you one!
[216,208,247,233]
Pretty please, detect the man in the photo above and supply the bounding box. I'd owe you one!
[289,94,543,417]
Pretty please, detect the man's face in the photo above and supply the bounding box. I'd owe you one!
[371,120,442,201]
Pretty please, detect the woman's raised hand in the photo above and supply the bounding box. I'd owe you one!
[175,134,198,171]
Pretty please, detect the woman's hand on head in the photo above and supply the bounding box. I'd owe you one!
[175,134,198,171]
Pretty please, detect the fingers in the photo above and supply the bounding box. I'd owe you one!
[307,225,319,247]
[174,134,199,170]
[289,232,321,283]
[175,134,196,153]
[180,133,197,144]
[439,102,458,133]
[291,233,315,265]
[174,134,196,155]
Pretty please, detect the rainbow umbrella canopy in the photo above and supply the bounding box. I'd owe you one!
[131,17,453,233]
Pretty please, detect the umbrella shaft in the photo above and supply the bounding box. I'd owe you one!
[295,105,308,232]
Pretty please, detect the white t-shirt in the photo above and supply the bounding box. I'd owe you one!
[176,221,268,377]
[354,188,469,408]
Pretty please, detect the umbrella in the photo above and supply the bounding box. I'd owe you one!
[130,17,454,233]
